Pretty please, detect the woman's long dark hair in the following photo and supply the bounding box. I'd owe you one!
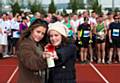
[17,19,48,47]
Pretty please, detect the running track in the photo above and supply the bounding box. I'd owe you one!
[0,57,120,83]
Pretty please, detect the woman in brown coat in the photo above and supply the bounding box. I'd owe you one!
[16,19,48,83]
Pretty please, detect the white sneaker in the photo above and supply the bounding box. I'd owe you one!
[90,58,93,62]
[102,59,105,64]
[11,54,17,57]
[3,55,11,58]
[97,59,101,63]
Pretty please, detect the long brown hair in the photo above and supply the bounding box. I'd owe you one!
[17,19,48,47]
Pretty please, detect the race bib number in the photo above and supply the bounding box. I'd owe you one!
[83,31,90,37]
[112,29,119,37]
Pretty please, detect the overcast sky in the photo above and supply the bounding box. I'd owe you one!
[41,0,120,7]
[2,0,120,8]
[100,0,120,7]
[41,0,69,4]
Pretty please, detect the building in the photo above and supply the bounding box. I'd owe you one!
[70,0,120,9]
[99,0,120,9]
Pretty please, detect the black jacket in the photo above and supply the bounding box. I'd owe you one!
[48,44,77,83]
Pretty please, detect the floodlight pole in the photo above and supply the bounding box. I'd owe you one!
[112,0,115,11]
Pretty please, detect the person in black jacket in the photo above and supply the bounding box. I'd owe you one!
[43,21,77,83]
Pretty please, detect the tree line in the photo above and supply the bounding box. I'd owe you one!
[1,0,119,15]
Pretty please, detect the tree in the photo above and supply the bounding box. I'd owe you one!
[87,0,94,9]
[11,2,21,16]
[68,0,82,13]
[114,8,120,13]
[71,0,78,13]
[63,8,67,15]
[105,8,112,12]
[79,2,85,9]
[0,1,2,13]
[29,1,46,14]
[48,0,56,14]
[91,0,102,14]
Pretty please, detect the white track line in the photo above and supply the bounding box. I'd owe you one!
[7,66,19,83]
[89,63,109,83]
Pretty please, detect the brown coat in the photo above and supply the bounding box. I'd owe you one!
[17,37,47,83]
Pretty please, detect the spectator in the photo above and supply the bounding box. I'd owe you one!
[16,19,48,83]
[19,16,28,34]
[30,12,41,24]
[43,21,76,83]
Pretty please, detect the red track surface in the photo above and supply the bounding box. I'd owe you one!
[0,58,120,83]
[76,64,105,83]
[0,57,18,83]
[93,64,120,83]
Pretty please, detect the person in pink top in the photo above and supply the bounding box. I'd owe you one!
[19,16,28,34]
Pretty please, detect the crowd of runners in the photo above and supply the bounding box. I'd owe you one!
[0,10,120,64]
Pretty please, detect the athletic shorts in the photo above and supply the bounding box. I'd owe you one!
[109,39,120,48]
[79,37,90,48]
[12,38,19,47]
[96,39,106,44]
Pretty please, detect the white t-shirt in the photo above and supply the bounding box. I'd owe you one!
[0,20,11,45]
[89,17,97,25]
[11,20,20,38]
[70,19,80,33]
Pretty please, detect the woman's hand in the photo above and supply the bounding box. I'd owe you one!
[42,52,53,58]
[43,51,59,60]
[52,50,59,60]
[43,43,59,60]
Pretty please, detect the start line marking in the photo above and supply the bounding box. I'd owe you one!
[7,66,19,83]
[89,63,109,83]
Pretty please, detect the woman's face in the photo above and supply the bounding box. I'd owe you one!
[114,16,119,23]
[99,17,103,22]
[49,30,62,46]
[31,26,46,42]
